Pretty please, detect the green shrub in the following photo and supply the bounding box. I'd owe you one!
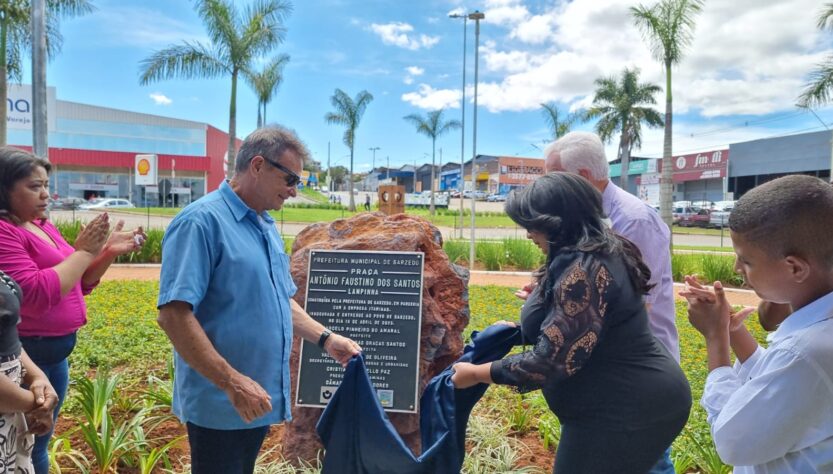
[443,240,470,265]
[476,241,506,271]
[671,253,700,282]
[700,254,741,286]
[503,238,542,270]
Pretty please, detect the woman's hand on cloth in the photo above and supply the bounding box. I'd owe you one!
[74,213,111,256]
[451,362,493,389]
[103,220,147,256]
[492,320,518,328]
[514,282,536,300]
[324,334,362,367]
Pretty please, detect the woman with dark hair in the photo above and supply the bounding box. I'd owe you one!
[0,146,146,473]
[452,172,691,473]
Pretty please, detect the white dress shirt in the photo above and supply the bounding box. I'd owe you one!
[701,290,833,473]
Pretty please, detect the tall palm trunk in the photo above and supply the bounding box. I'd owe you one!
[348,146,355,211]
[227,70,239,177]
[257,100,262,128]
[0,17,8,147]
[618,118,631,192]
[660,63,674,240]
[430,137,436,215]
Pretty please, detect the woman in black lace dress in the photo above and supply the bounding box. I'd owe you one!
[452,172,691,473]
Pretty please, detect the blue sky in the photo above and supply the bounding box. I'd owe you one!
[25,0,833,172]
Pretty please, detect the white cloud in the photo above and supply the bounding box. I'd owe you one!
[406,66,425,76]
[149,93,172,106]
[403,66,425,85]
[402,84,462,110]
[369,22,440,50]
[459,0,828,118]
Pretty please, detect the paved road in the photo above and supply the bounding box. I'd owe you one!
[51,208,732,247]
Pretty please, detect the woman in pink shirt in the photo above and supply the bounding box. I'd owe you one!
[0,146,145,474]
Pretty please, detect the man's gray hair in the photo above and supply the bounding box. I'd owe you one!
[235,125,310,174]
[543,131,609,180]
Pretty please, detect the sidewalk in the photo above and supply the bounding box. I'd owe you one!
[104,265,759,307]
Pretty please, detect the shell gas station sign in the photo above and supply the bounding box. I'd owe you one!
[134,154,158,186]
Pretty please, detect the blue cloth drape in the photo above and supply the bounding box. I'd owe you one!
[316,325,521,474]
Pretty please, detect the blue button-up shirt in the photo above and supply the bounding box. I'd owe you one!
[158,180,297,429]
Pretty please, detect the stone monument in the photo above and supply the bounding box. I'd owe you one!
[280,212,470,464]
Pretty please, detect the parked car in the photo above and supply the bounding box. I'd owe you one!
[48,197,86,210]
[79,198,136,210]
[449,190,461,198]
[677,207,711,227]
[691,200,715,210]
[486,193,507,202]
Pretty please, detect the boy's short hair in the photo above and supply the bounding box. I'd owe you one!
[730,174,833,266]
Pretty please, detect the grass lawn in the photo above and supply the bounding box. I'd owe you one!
[64,281,762,473]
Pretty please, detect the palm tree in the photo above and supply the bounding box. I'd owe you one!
[0,0,94,145]
[245,54,289,128]
[325,88,373,211]
[139,0,291,176]
[403,109,461,215]
[798,3,833,108]
[540,102,577,140]
[585,68,663,192]
[631,0,704,231]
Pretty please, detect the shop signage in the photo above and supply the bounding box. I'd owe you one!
[499,158,545,185]
[667,149,728,182]
[134,154,158,186]
[6,84,56,131]
[297,250,424,413]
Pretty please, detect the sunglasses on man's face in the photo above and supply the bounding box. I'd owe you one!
[261,156,302,187]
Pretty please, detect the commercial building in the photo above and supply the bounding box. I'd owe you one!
[439,155,544,194]
[8,84,234,207]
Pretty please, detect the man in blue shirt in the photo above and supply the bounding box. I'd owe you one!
[157,126,361,474]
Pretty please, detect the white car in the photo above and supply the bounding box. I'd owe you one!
[79,198,135,210]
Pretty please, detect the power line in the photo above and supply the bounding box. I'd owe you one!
[688,110,809,138]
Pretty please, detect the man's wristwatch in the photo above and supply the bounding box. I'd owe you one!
[317,329,333,348]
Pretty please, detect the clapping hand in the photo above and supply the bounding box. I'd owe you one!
[680,276,754,338]
[74,213,110,256]
[104,220,147,257]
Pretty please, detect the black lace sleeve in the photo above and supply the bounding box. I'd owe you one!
[490,252,615,393]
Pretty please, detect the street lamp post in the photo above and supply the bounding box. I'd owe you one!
[468,10,484,271]
[369,146,380,191]
[449,11,467,238]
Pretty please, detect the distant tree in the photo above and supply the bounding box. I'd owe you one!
[245,54,289,128]
[585,68,663,192]
[403,109,461,214]
[325,88,373,211]
[140,0,292,176]
[798,3,833,108]
[328,165,348,189]
[540,102,577,140]
[631,0,704,231]
[0,0,94,145]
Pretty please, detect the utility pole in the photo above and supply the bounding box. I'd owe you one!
[369,146,380,191]
[386,156,390,181]
[449,11,468,238]
[327,141,331,191]
[468,10,485,270]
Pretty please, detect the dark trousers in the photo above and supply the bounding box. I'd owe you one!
[186,422,270,474]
